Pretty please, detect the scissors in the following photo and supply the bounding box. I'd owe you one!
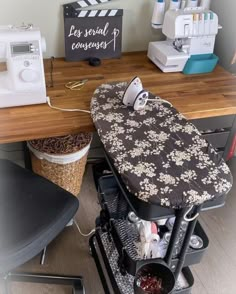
[65,79,88,90]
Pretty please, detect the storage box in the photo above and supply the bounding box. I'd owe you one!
[183,54,219,75]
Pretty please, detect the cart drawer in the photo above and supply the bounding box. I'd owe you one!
[202,131,230,149]
[190,115,235,131]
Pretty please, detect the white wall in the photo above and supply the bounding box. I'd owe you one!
[0,0,167,58]
[211,0,236,72]
[0,0,232,68]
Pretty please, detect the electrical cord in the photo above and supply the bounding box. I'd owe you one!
[46,97,91,114]
[148,97,173,107]
[47,94,170,114]
[74,218,95,237]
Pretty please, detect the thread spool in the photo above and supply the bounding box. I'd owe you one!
[186,0,198,7]
[169,0,181,10]
[200,0,211,9]
[181,0,187,9]
[151,0,166,28]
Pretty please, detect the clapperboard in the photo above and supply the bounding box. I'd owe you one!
[63,0,123,61]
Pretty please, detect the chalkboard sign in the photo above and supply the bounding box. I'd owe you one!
[63,2,123,61]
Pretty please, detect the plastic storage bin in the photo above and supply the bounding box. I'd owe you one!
[183,54,219,75]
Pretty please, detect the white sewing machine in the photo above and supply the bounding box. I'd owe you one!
[148,8,219,72]
[0,24,47,108]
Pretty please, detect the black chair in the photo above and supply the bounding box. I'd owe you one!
[0,159,84,293]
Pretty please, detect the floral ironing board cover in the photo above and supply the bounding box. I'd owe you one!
[91,82,233,209]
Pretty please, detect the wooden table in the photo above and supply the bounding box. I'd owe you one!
[0,51,236,159]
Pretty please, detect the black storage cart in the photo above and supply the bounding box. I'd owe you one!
[89,155,229,294]
[89,82,233,294]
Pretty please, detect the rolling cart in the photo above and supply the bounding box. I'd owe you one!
[89,82,233,294]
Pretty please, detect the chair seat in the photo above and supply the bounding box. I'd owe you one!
[0,159,79,275]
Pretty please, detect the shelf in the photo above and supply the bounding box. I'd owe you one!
[102,153,227,221]
[111,219,208,276]
[97,171,226,223]
[97,174,209,276]
[90,230,194,294]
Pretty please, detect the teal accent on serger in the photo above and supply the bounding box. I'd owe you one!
[183,54,219,75]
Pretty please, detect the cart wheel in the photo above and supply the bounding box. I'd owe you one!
[72,281,85,294]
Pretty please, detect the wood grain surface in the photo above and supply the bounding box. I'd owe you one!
[0,51,236,144]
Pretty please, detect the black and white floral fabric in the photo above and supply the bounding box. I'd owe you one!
[91,82,233,209]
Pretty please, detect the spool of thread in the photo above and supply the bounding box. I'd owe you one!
[186,0,198,7]
[151,222,158,234]
[157,218,167,226]
[169,0,181,10]
[181,0,187,9]
[200,0,211,9]
[151,0,166,28]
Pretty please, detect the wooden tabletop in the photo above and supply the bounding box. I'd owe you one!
[1,51,236,144]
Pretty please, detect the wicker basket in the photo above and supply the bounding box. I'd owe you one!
[28,134,92,196]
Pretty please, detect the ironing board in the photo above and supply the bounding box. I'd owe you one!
[90,82,233,209]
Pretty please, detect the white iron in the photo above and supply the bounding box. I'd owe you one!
[122,76,149,111]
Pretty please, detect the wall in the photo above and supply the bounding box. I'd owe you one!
[0,0,167,58]
[0,0,232,68]
[211,0,236,73]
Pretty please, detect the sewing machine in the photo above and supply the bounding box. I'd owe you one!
[0,24,47,108]
[148,8,219,73]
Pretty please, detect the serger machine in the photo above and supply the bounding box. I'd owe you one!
[148,7,220,73]
[0,24,47,108]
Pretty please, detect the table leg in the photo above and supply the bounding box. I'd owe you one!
[23,142,32,170]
